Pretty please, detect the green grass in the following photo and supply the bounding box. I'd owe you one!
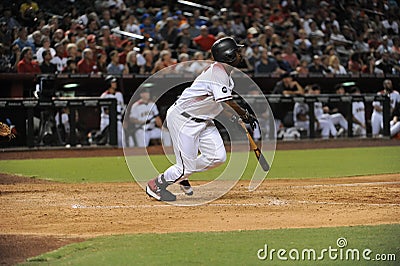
[22,224,400,265]
[0,146,399,183]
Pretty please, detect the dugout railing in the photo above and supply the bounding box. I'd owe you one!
[0,97,117,148]
[237,93,391,139]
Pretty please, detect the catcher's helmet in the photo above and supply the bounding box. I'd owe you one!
[211,37,243,64]
[105,75,117,87]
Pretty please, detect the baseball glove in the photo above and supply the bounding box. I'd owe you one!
[0,122,15,141]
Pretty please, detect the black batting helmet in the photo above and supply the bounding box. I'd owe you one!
[211,37,243,64]
[105,75,117,87]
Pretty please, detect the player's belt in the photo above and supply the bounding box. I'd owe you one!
[181,112,207,123]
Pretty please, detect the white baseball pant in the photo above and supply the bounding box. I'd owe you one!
[162,105,226,184]
[371,111,383,136]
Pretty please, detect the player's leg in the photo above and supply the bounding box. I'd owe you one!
[390,120,400,137]
[117,121,123,147]
[195,124,226,171]
[134,128,147,147]
[330,113,348,130]
[318,120,332,139]
[161,128,172,146]
[146,108,202,201]
[371,112,382,136]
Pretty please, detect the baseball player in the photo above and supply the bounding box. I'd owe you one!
[146,37,256,201]
[128,87,171,147]
[350,87,366,137]
[390,102,400,137]
[371,79,400,137]
[100,75,125,147]
[293,85,336,139]
[312,85,347,137]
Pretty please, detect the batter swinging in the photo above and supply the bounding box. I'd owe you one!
[146,37,256,201]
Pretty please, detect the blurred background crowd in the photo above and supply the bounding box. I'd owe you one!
[0,0,399,77]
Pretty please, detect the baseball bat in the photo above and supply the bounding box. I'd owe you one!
[238,120,270,172]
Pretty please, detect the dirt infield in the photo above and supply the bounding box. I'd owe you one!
[1,138,399,265]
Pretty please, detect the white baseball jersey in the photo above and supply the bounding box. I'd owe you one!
[314,102,324,119]
[352,101,365,124]
[129,100,159,130]
[99,90,125,147]
[100,90,125,121]
[293,102,309,123]
[175,62,234,119]
[372,90,400,112]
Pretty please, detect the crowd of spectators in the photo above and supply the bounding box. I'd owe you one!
[0,0,399,78]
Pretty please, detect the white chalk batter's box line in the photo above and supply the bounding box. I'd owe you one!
[70,181,400,209]
[71,200,400,209]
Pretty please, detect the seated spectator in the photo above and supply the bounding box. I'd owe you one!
[126,51,141,74]
[50,42,67,73]
[247,43,262,71]
[296,40,313,64]
[9,44,21,72]
[174,53,191,73]
[328,55,347,74]
[139,14,156,39]
[274,50,292,72]
[173,23,193,50]
[151,49,176,74]
[140,50,154,74]
[39,49,57,74]
[159,17,179,44]
[208,16,225,36]
[296,59,309,75]
[361,56,383,74]
[17,46,40,73]
[77,48,97,74]
[187,51,207,74]
[347,52,363,74]
[381,15,398,35]
[0,43,13,72]
[101,9,118,29]
[375,50,395,74]
[118,40,133,65]
[308,55,329,74]
[107,50,128,75]
[96,52,108,74]
[193,25,216,52]
[125,14,141,35]
[28,30,42,50]
[294,29,311,48]
[230,14,247,39]
[36,36,55,64]
[376,35,392,55]
[282,44,300,70]
[51,29,65,47]
[255,49,282,75]
[12,27,35,52]
[187,16,200,39]
[65,43,80,63]
[62,57,78,74]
